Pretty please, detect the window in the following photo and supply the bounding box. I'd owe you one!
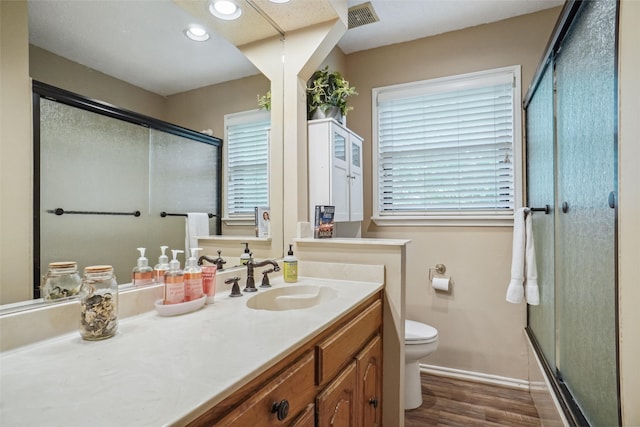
[372,66,522,226]
[224,110,270,221]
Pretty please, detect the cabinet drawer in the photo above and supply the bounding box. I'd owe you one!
[316,300,381,385]
[216,352,315,426]
[291,403,315,427]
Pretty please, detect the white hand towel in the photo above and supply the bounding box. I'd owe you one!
[506,207,527,304]
[524,211,540,305]
[185,213,209,255]
[506,207,540,305]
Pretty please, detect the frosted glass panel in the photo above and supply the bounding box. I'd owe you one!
[149,129,220,252]
[40,99,150,282]
[556,0,618,425]
[39,98,221,288]
[526,65,555,369]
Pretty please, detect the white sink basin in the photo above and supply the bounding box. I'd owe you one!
[246,285,338,311]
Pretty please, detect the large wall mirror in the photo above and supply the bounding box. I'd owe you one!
[5,0,283,306]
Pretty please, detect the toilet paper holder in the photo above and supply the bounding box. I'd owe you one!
[429,264,446,281]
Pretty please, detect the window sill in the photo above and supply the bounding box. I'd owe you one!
[371,215,514,227]
[222,217,254,227]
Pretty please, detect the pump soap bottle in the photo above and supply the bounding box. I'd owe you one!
[283,244,298,283]
[184,248,204,302]
[164,250,185,305]
[154,245,170,284]
[132,247,154,287]
[240,243,251,265]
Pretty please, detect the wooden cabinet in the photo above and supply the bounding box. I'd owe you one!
[308,119,363,223]
[356,335,382,426]
[316,361,358,426]
[189,294,382,427]
[215,352,315,426]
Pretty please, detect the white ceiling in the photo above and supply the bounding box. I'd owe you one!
[28,0,563,97]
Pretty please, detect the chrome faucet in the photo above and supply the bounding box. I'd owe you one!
[245,257,280,292]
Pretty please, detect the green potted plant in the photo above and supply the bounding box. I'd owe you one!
[307,66,358,123]
[257,90,271,111]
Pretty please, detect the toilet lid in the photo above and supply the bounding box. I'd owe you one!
[405,320,438,343]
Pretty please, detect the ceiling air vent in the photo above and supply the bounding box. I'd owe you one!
[348,2,379,29]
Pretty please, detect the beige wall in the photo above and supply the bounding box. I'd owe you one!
[618,0,640,424]
[30,45,166,120]
[165,74,269,138]
[1,0,32,304]
[344,8,562,380]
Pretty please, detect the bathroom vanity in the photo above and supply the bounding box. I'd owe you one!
[0,269,383,426]
[195,294,382,426]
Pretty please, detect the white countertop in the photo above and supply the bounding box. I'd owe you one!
[0,277,382,426]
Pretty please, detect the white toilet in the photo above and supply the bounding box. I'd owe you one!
[404,319,439,410]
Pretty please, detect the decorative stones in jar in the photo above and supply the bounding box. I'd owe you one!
[41,261,82,301]
[79,265,118,340]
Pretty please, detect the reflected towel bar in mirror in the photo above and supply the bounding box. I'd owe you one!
[47,208,141,217]
[160,212,215,218]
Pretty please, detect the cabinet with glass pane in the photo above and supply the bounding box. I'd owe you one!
[308,119,363,222]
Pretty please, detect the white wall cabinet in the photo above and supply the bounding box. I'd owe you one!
[308,119,363,223]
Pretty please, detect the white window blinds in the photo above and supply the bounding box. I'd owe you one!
[374,67,520,220]
[225,111,270,216]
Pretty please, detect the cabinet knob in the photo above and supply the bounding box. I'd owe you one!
[271,399,289,421]
[368,398,378,408]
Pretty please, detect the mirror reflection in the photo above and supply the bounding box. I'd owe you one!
[8,0,278,306]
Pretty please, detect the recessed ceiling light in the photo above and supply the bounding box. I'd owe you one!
[185,25,210,42]
[269,0,291,3]
[209,0,242,20]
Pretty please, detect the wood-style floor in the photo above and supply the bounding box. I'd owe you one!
[405,374,541,426]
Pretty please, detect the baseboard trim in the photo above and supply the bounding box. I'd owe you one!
[419,364,530,390]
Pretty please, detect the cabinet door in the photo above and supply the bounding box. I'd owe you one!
[331,125,351,222]
[316,361,358,427]
[356,335,382,427]
[349,135,363,221]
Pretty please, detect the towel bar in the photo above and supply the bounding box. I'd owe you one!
[47,208,141,217]
[160,212,215,218]
[530,205,550,214]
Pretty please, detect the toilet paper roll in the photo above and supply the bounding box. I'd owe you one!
[432,276,451,291]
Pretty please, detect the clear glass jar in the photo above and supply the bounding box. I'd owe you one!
[79,265,118,341]
[41,261,82,301]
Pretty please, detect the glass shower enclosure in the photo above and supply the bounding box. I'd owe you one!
[525,0,619,425]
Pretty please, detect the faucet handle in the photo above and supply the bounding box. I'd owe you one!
[225,277,242,297]
[214,250,226,271]
[260,268,275,288]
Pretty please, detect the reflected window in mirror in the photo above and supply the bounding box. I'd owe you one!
[224,110,270,221]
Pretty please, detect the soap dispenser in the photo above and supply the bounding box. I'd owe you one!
[154,245,170,285]
[164,250,185,305]
[240,242,251,265]
[184,247,204,302]
[283,244,298,283]
[132,247,154,287]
